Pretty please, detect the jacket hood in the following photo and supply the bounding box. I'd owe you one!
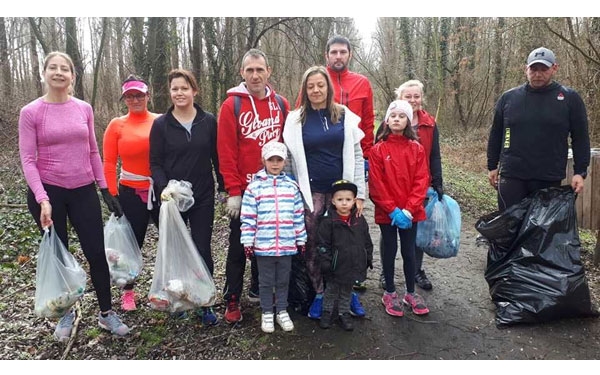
[253,167,285,181]
[226,82,279,123]
[226,82,274,98]
[415,109,436,127]
[252,168,297,186]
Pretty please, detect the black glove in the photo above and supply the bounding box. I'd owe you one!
[367,260,373,270]
[433,184,444,201]
[100,188,123,217]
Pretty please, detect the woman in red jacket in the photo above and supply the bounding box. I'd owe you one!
[369,100,430,317]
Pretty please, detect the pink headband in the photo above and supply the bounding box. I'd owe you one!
[121,80,148,95]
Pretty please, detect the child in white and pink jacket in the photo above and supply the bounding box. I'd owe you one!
[240,141,307,334]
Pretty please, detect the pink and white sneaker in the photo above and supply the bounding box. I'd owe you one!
[381,292,404,317]
[403,292,430,315]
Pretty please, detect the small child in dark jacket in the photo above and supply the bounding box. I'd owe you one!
[316,180,374,331]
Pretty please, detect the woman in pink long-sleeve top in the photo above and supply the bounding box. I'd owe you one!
[18,51,130,342]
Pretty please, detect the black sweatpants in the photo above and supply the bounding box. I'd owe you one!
[497,176,561,211]
[223,217,259,302]
[27,183,112,312]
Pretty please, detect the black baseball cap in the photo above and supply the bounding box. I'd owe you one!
[331,179,357,197]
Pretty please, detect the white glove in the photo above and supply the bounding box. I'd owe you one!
[226,196,242,219]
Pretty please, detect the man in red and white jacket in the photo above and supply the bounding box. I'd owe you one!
[217,48,290,324]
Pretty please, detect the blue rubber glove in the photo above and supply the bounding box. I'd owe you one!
[389,207,412,229]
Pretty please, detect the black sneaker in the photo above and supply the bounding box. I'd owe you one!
[338,313,354,331]
[415,269,432,290]
[319,310,333,329]
[248,285,260,303]
[352,280,367,291]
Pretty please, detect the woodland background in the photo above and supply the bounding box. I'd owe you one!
[0,16,599,202]
[1,17,599,137]
[1,17,599,360]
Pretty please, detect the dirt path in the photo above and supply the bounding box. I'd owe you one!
[265,200,600,360]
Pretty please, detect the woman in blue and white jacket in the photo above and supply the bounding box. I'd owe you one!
[240,141,307,333]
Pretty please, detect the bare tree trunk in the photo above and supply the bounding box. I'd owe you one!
[169,17,179,69]
[65,17,85,100]
[247,17,257,50]
[130,17,147,79]
[400,18,415,80]
[493,17,505,100]
[147,17,169,113]
[202,18,221,115]
[29,23,42,97]
[115,18,125,81]
[440,17,450,81]
[90,18,108,109]
[190,18,203,84]
[0,18,12,98]
[28,18,49,56]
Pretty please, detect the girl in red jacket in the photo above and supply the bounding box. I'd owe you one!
[368,100,430,317]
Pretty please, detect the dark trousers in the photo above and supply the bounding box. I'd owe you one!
[118,185,160,290]
[27,183,112,312]
[379,224,417,294]
[118,184,160,248]
[180,201,216,276]
[223,217,258,302]
[498,176,561,211]
[322,280,353,315]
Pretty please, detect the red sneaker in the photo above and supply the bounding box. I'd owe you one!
[403,293,430,315]
[121,289,137,311]
[224,297,243,323]
[381,292,404,317]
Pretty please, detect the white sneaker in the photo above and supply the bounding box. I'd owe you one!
[261,312,274,333]
[276,310,294,332]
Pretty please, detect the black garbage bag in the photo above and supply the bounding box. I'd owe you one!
[475,185,598,327]
[287,254,316,315]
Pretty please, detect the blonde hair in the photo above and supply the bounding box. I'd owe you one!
[394,79,424,100]
[298,66,343,125]
[42,51,76,95]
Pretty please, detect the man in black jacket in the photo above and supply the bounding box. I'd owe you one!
[487,46,590,211]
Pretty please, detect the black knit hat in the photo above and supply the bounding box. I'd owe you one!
[331,179,357,197]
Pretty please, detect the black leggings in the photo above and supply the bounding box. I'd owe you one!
[118,184,160,290]
[497,176,561,211]
[180,201,216,276]
[379,224,417,294]
[27,183,112,312]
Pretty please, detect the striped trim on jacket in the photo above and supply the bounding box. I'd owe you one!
[240,168,307,256]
